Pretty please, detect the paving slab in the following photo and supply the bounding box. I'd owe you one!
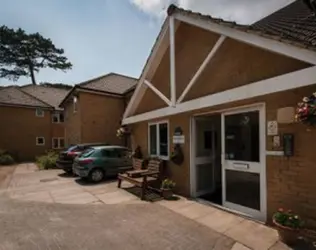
[158,197,195,211]
[16,191,54,203]
[53,192,99,204]
[96,190,138,204]
[224,219,278,250]
[196,209,245,233]
[231,242,252,250]
[176,202,217,220]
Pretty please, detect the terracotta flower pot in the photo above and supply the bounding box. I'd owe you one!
[273,219,300,245]
[162,189,173,199]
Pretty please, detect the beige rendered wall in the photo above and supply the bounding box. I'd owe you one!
[80,92,125,145]
[0,106,52,160]
[64,97,81,146]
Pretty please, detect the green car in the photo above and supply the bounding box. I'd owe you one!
[73,146,132,183]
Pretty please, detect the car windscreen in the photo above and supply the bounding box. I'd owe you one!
[80,148,95,158]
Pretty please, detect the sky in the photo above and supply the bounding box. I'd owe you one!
[0,0,293,86]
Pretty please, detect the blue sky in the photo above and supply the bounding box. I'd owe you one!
[0,0,293,86]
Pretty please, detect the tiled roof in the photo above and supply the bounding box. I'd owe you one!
[167,1,316,51]
[0,87,51,108]
[21,85,69,110]
[252,0,316,49]
[78,73,137,95]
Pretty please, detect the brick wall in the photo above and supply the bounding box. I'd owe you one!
[64,97,81,146]
[0,106,52,160]
[79,92,125,145]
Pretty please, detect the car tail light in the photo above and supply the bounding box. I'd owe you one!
[79,159,93,165]
[67,151,79,157]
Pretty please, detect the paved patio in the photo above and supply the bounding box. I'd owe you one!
[1,163,313,249]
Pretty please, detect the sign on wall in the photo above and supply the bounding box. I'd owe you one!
[267,121,278,136]
[173,126,185,144]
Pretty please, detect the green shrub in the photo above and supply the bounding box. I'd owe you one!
[0,154,14,165]
[36,151,58,170]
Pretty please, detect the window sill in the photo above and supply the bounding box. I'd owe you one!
[149,155,169,161]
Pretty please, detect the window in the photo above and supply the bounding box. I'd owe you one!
[52,138,65,149]
[52,112,64,123]
[35,108,44,117]
[36,137,45,146]
[101,149,120,158]
[148,121,169,159]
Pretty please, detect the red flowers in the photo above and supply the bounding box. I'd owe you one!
[295,93,316,126]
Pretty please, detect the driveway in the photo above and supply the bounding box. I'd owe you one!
[1,163,312,250]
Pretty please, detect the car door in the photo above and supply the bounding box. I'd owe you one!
[100,149,122,175]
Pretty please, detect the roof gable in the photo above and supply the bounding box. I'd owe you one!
[0,87,51,108]
[124,1,316,120]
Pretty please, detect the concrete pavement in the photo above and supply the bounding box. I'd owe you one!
[1,163,312,249]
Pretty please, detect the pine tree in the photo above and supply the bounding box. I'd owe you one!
[0,25,72,85]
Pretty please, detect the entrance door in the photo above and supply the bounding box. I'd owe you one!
[194,117,217,197]
[221,105,266,221]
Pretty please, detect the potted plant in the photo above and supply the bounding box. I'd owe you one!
[116,126,131,138]
[161,179,176,199]
[273,208,304,245]
[295,93,316,126]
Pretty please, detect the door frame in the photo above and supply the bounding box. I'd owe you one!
[221,104,267,221]
[190,102,267,222]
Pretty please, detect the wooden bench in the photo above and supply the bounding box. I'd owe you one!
[117,159,163,200]
[124,158,147,177]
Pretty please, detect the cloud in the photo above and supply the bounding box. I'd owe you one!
[130,0,294,24]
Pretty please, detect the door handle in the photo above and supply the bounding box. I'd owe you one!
[232,163,249,170]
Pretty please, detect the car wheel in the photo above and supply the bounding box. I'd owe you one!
[89,168,104,183]
[64,169,73,175]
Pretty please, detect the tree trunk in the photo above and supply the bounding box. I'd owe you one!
[29,64,37,85]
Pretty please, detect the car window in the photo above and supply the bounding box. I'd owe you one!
[117,149,131,158]
[101,149,121,158]
[81,148,95,158]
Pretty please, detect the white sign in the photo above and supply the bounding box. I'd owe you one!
[173,135,185,144]
[267,121,278,136]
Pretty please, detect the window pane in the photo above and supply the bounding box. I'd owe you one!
[60,113,64,123]
[159,123,168,156]
[60,138,65,148]
[226,170,260,210]
[53,138,58,148]
[149,125,157,155]
[53,115,58,123]
[224,111,259,162]
[37,137,44,145]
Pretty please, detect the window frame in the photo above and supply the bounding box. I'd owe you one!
[52,137,65,149]
[52,112,64,123]
[36,137,45,146]
[35,108,44,117]
[148,120,169,160]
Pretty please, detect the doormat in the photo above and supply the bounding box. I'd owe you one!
[123,186,163,202]
[40,177,58,183]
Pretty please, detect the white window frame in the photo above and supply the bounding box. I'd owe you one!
[52,137,65,149]
[35,108,44,117]
[52,112,64,123]
[148,120,169,160]
[36,137,45,146]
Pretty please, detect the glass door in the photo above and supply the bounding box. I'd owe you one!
[221,105,266,221]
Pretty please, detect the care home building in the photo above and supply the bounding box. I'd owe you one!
[122,1,316,227]
[0,85,68,160]
[59,73,137,147]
